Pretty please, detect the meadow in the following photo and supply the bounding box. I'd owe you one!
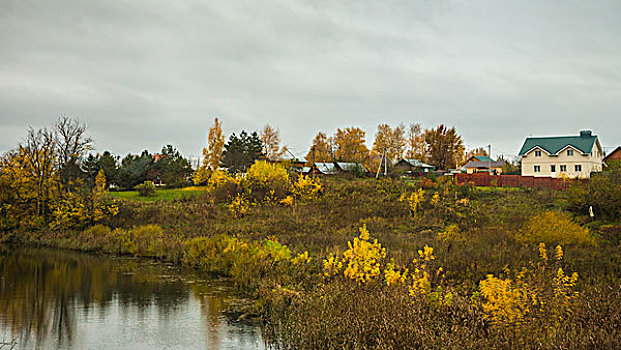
[11,162,621,349]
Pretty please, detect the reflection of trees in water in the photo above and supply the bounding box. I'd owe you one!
[0,248,192,348]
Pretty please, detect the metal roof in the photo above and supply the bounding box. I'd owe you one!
[518,131,597,156]
[314,162,339,175]
[398,159,435,169]
[463,160,505,169]
[336,162,368,173]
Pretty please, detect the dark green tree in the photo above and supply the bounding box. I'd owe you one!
[221,131,264,172]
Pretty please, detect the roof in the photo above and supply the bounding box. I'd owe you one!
[397,159,435,169]
[336,162,368,173]
[518,131,597,156]
[603,146,621,162]
[464,160,505,169]
[469,155,493,162]
[314,162,339,175]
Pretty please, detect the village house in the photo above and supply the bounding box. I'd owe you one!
[603,146,621,164]
[393,159,435,174]
[461,155,505,174]
[518,130,603,179]
[306,162,368,175]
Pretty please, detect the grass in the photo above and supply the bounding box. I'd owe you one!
[109,186,207,202]
[12,175,621,349]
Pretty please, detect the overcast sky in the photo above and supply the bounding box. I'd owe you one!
[1,0,620,162]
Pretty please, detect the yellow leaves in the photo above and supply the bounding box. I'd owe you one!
[438,224,460,242]
[342,225,386,284]
[399,188,425,218]
[292,175,322,201]
[280,196,294,206]
[517,211,595,246]
[228,193,249,218]
[322,253,342,277]
[333,127,369,163]
[479,274,533,326]
[538,242,548,261]
[384,260,408,287]
[554,245,563,261]
[292,251,312,265]
[246,161,290,190]
[478,244,580,330]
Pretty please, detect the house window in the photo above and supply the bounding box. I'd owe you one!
[560,165,567,172]
[534,165,541,172]
[567,150,574,156]
[550,165,556,172]
[575,164,582,172]
[535,150,541,157]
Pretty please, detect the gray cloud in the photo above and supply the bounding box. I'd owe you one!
[1,0,620,161]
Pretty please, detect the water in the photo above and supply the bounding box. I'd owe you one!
[0,247,264,350]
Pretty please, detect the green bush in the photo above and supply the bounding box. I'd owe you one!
[135,181,156,196]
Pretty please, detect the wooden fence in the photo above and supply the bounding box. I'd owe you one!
[453,173,578,190]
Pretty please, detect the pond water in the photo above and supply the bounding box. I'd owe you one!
[0,247,264,350]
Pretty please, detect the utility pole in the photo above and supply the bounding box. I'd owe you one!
[384,147,388,176]
[311,146,316,178]
[488,144,492,175]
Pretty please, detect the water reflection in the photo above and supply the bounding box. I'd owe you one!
[0,247,263,350]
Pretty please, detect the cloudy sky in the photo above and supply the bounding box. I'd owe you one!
[1,0,620,162]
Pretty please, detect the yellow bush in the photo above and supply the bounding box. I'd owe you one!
[384,260,408,287]
[438,224,460,242]
[517,211,595,246]
[228,193,249,218]
[292,175,322,201]
[479,271,534,326]
[292,251,311,265]
[479,244,579,330]
[341,225,386,284]
[323,253,343,277]
[399,188,425,218]
[245,161,291,200]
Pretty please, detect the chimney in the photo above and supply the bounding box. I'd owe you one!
[580,130,592,138]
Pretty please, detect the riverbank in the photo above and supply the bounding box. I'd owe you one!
[6,177,621,349]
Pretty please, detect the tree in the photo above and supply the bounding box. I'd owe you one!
[372,123,406,163]
[260,124,286,161]
[195,118,226,184]
[333,127,369,163]
[466,147,489,161]
[116,151,154,189]
[423,124,464,170]
[54,116,92,191]
[405,123,426,160]
[150,145,193,187]
[305,132,333,164]
[221,131,264,172]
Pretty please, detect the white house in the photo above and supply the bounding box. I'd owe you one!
[518,130,603,179]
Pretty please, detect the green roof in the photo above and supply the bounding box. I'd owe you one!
[518,131,597,156]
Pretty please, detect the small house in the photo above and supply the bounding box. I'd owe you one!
[394,159,435,174]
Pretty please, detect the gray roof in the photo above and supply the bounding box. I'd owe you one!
[398,159,435,169]
[463,160,505,169]
[336,162,368,173]
[314,162,339,175]
[518,131,598,156]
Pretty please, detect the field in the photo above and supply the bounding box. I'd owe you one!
[13,167,621,349]
[108,186,207,202]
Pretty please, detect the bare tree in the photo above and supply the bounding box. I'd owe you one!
[22,127,56,218]
[54,116,92,191]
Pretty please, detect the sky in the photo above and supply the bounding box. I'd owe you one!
[1,0,620,163]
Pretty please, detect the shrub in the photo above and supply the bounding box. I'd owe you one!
[207,170,239,202]
[135,181,156,196]
[77,224,112,250]
[245,161,291,200]
[516,211,595,246]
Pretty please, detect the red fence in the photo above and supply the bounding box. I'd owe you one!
[454,173,578,190]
